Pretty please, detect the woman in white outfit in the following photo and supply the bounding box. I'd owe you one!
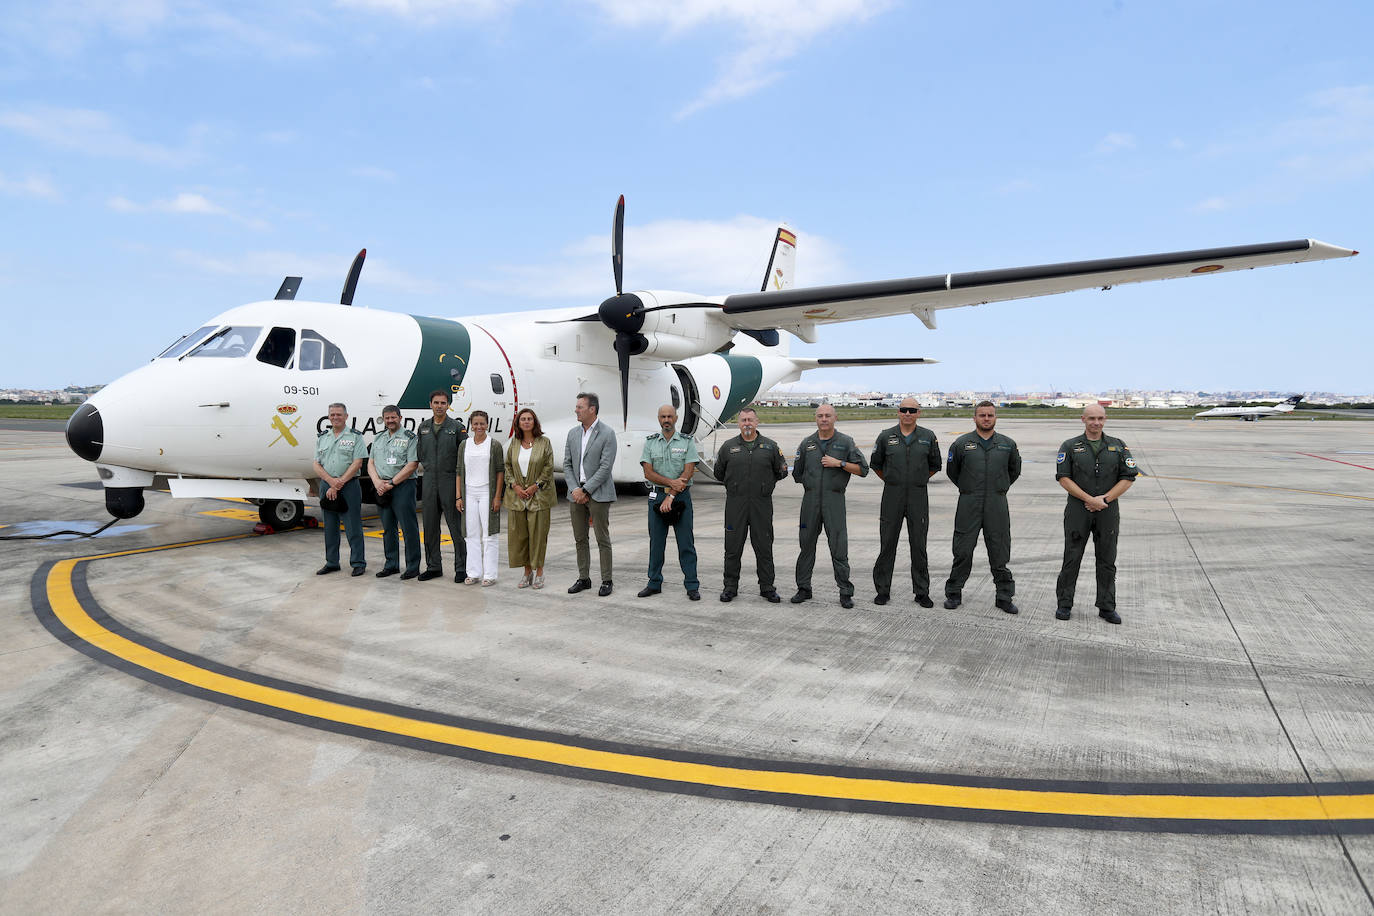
[456,411,504,586]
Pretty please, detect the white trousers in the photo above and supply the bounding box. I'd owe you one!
[465,485,500,579]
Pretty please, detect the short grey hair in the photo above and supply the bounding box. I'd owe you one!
[328,402,347,412]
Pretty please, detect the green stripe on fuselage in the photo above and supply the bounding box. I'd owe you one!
[718,354,763,424]
[399,316,472,409]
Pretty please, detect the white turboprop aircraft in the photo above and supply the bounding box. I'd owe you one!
[64,197,1357,527]
[1193,394,1305,421]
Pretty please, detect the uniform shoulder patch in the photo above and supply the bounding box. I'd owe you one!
[1056,451,1066,463]
[1125,457,1137,469]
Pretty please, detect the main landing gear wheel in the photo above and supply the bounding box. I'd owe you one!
[259,499,305,531]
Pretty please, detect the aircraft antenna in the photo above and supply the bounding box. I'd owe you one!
[340,249,366,306]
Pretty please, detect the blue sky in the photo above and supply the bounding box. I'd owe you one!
[3,0,1370,394]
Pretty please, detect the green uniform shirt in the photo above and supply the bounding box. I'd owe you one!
[792,430,869,492]
[417,416,465,475]
[315,427,368,477]
[713,433,789,496]
[641,431,699,486]
[946,431,1021,494]
[372,428,418,480]
[1055,434,1138,497]
[870,423,941,488]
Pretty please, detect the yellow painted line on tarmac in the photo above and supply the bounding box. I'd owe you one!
[1146,474,1374,502]
[199,508,263,521]
[37,539,1374,830]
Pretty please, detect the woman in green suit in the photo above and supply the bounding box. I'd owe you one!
[504,407,556,589]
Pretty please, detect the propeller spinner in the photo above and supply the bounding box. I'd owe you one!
[598,196,648,429]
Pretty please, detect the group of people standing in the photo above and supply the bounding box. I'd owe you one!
[312,391,1138,624]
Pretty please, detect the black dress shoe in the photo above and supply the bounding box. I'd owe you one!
[418,569,443,581]
[1099,608,1122,625]
[840,596,854,609]
[942,596,960,609]
[376,568,399,578]
[568,578,592,594]
[598,580,613,596]
[687,589,700,601]
[874,593,889,606]
[455,571,463,583]
[1056,606,1072,620]
[761,590,781,603]
[400,569,419,580]
[316,565,340,575]
[719,590,736,602]
[996,598,1019,615]
[351,567,366,577]
[637,586,661,598]
[790,589,812,604]
[914,594,934,608]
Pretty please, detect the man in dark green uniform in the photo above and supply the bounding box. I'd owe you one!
[416,389,467,582]
[792,403,869,609]
[714,407,788,603]
[871,397,942,607]
[1054,404,1138,624]
[943,401,1022,614]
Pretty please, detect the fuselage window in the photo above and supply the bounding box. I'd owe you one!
[300,329,348,371]
[490,373,505,394]
[186,326,263,359]
[256,327,297,368]
[157,325,218,359]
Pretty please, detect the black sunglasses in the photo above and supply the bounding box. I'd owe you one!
[898,407,919,414]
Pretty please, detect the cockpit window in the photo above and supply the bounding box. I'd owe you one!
[299,329,348,371]
[157,325,217,359]
[186,326,262,359]
[256,327,297,369]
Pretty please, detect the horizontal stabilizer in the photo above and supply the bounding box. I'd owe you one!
[791,357,936,369]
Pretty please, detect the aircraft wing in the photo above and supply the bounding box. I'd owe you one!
[720,239,1357,333]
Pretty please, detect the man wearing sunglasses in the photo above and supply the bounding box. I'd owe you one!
[870,398,942,607]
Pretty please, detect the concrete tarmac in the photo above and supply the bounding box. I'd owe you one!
[2,418,1373,914]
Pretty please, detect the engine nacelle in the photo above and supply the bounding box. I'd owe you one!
[635,293,733,361]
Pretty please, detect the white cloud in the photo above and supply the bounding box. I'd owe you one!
[1192,196,1229,212]
[588,0,891,119]
[350,165,398,182]
[172,249,440,296]
[472,215,846,299]
[0,172,58,199]
[333,0,519,20]
[0,105,193,165]
[1094,131,1136,154]
[107,191,269,229]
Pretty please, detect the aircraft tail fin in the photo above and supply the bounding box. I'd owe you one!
[1277,394,1304,411]
[760,226,797,292]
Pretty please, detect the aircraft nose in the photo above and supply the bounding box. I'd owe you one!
[66,402,103,462]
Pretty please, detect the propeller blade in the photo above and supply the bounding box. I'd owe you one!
[275,277,301,300]
[612,195,625,296]
[340,248,366,306]
[616,335,631,430]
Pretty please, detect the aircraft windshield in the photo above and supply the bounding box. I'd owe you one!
[156,325,217,359]
[186,326,262,359]
[299,329,348,370]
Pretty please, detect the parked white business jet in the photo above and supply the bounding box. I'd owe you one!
[1194,394,1305,421]
[65,197,1356,526]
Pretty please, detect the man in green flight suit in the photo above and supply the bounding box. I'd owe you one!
[943,401,1022,614]
[416,389,467,582]
[870,397,942,607]
[791,403,869,609]
[368,405,421,580]
[713,407,788,604]
[1054,404,1138,624]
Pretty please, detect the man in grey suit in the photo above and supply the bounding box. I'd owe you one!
[563,392,618,596]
